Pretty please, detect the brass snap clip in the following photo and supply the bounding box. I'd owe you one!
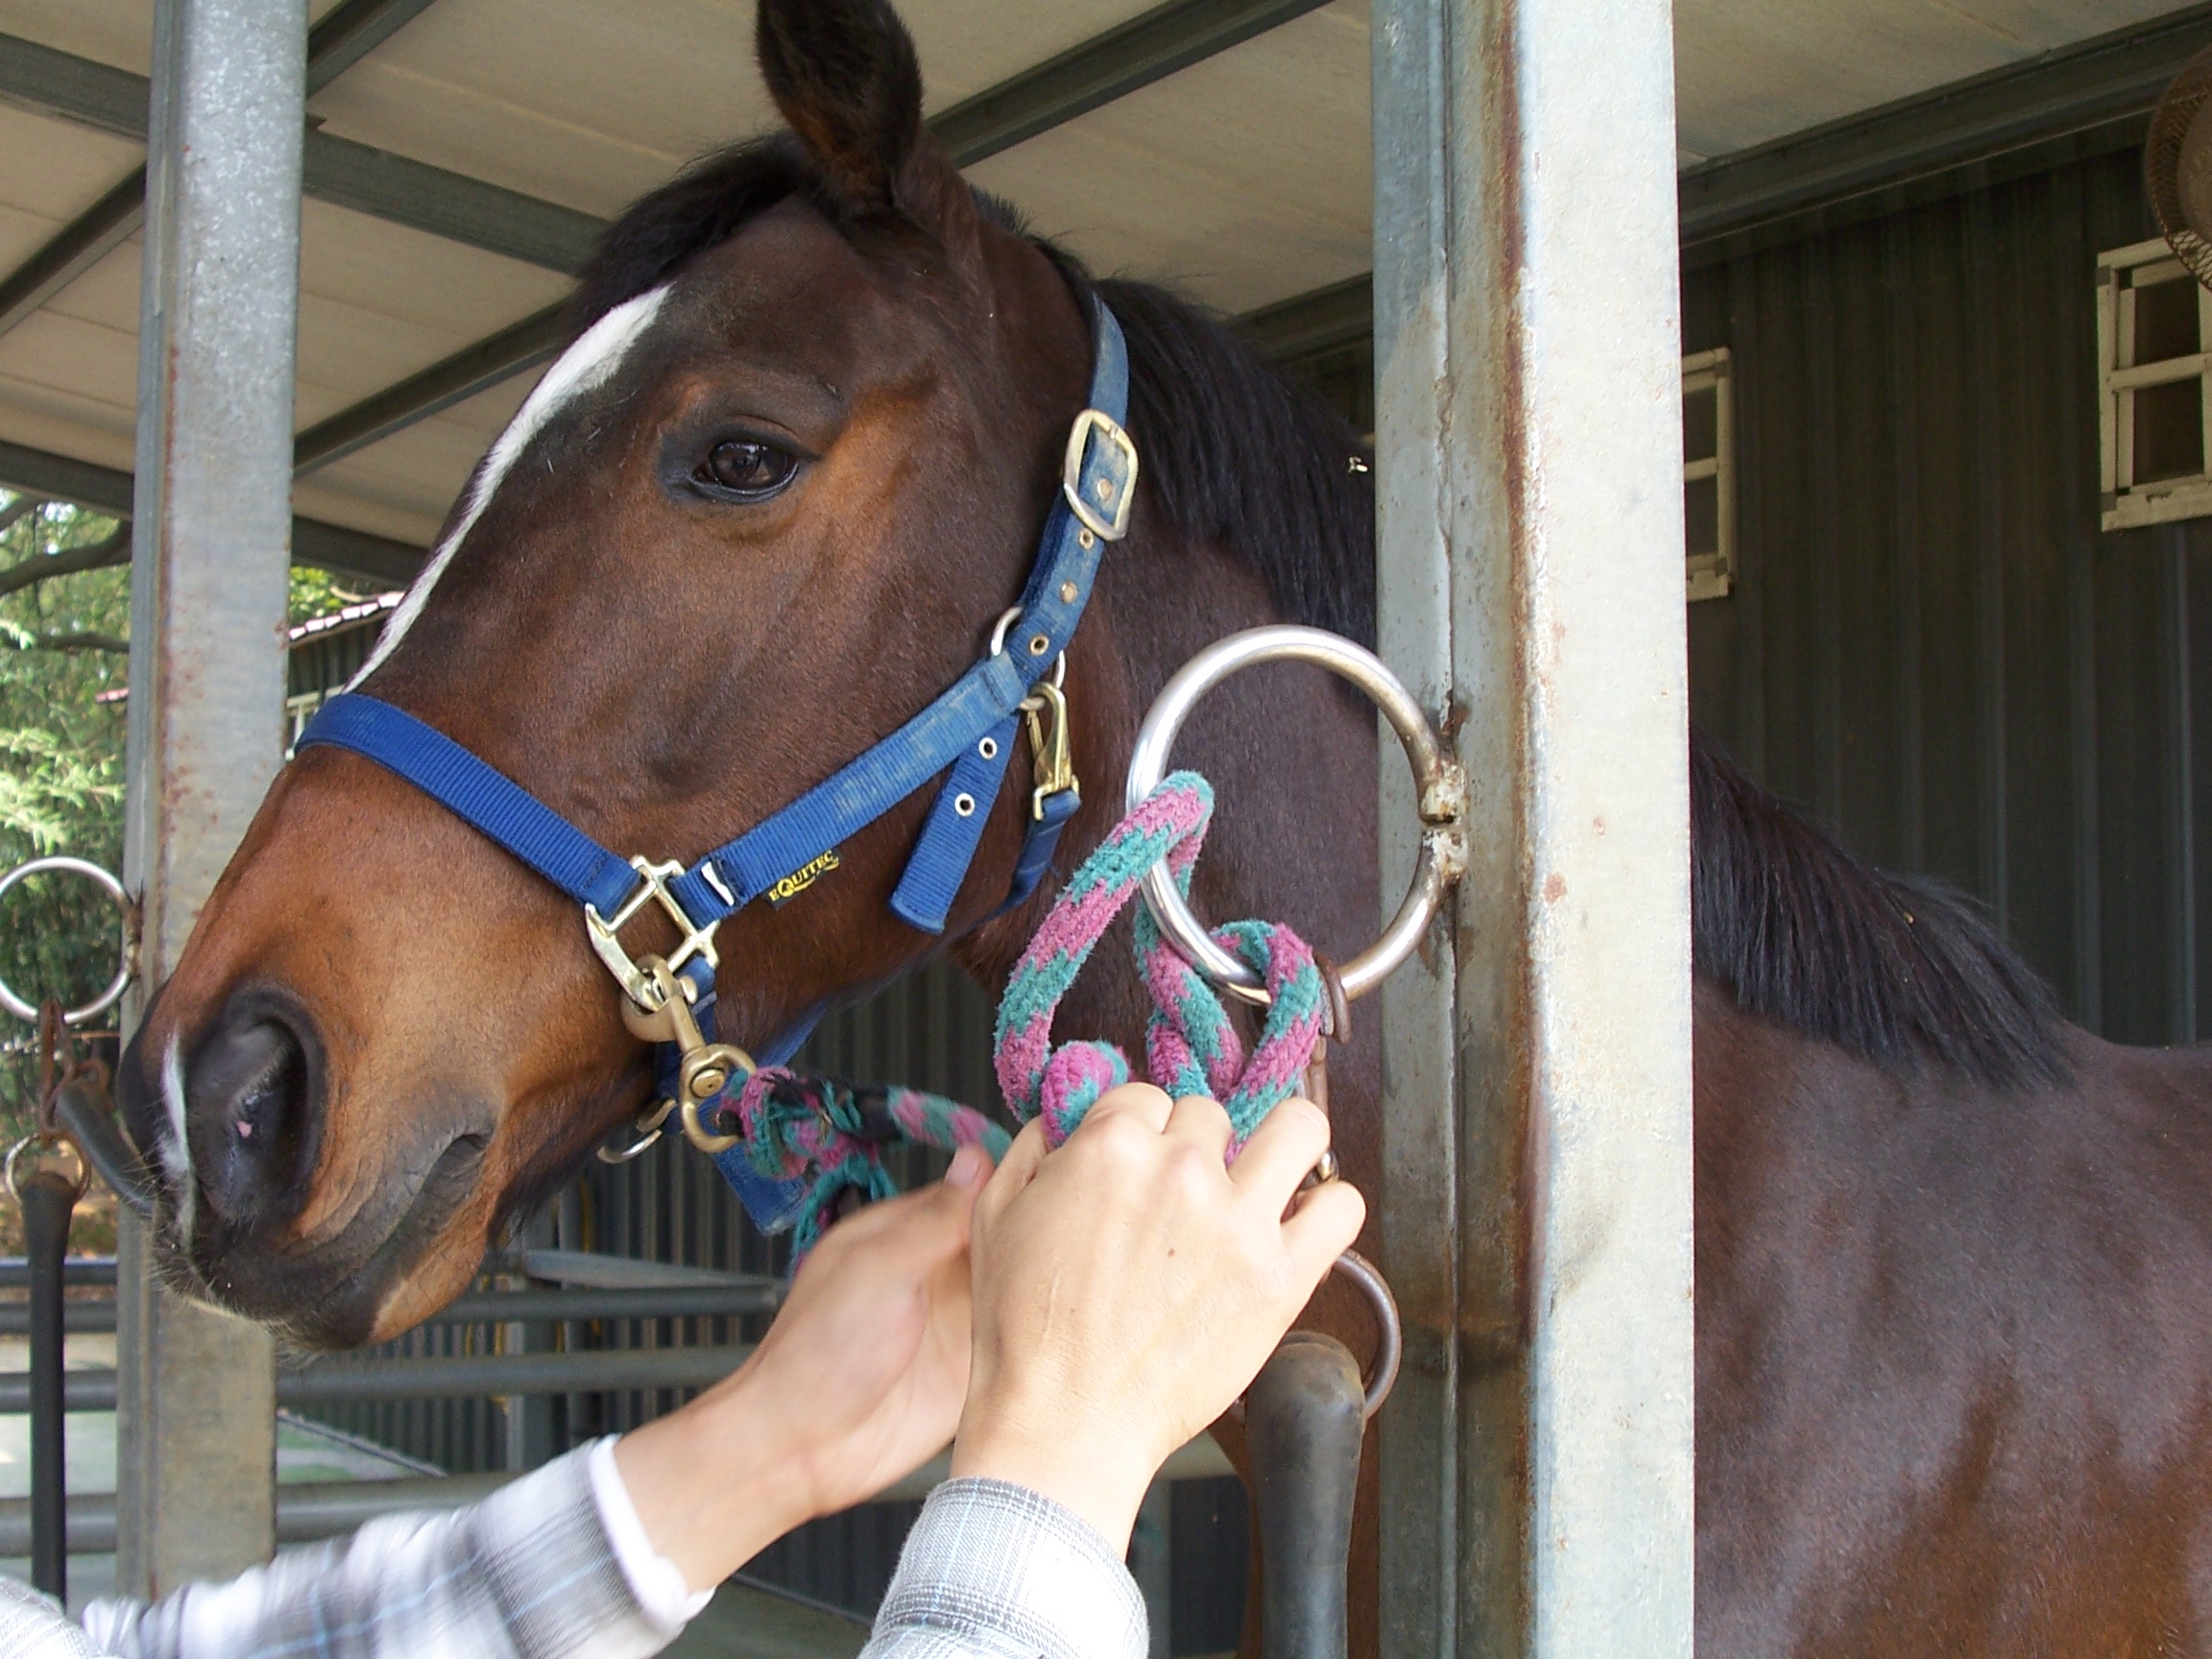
[1021,681,1079,819]
[620,958,754,1156]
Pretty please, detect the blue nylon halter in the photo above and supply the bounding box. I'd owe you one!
[297,299,1136,1229]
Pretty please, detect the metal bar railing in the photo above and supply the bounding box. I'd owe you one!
[0,1343,757,1413]
[0,1257,115,1289]
[0,1434,1240,1557]
[0,1280,781,1336]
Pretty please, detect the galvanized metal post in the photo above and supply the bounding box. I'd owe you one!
[1371,0,1694,1652]
[116,0,302,1595]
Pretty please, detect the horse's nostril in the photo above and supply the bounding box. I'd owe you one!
[186,1000,321,1230]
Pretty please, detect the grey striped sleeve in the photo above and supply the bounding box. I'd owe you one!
[77,1444,678,1659]
[864,1478,1148,1659]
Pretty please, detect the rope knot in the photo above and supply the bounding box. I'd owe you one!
[717,770,1324,1261]
[996,772,1324,1150]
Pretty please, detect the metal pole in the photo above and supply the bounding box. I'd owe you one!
[116,0,302,1596]
[1371,0,1695,1652]
[21,1171,74,1599]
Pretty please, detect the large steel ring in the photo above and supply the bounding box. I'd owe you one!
[0,857,132,1026]
[1124,626,1464,1007]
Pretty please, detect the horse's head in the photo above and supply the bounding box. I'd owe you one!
[115,0,1106,1345]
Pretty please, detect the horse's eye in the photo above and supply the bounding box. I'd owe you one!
[696,437,800,499]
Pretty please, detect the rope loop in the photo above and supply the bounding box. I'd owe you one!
[997,772,1323,1149]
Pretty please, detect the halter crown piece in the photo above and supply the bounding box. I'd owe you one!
[298,300,1139,1231]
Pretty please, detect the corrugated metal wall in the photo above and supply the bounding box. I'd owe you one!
[1680,130,2208,1046]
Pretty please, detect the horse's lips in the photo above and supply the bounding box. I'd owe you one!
[168,1122,493,1348]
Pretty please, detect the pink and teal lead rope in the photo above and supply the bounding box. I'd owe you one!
[722,772,1326,1255]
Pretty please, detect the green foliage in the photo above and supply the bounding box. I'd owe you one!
[0,493,356,1135]
[0,496,129,1135]
[287,563,373,623]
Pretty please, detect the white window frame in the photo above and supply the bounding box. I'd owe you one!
[2098,236,2212,531]
[1682,347,1735,602]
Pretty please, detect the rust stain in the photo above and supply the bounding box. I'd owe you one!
[1543,871,1566,903]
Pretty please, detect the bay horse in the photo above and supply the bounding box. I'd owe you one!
[115,0,2212,1651]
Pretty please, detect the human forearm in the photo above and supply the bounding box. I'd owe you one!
[614,1148,988,1593]
[81,1447,670,1659]
[611,1354,819,1592]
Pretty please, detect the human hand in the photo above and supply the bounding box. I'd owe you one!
[949,1085,1364,1551]
[616,1142,991,1590]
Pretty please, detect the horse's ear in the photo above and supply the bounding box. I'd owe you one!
[757,0,927,218]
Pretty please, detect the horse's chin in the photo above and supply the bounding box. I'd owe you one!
[164,1128,493,1351]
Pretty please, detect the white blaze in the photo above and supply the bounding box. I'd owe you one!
[349,284,673,686]
[160,1033,195,1238]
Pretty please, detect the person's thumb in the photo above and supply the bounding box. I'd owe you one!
[910,1142,991,1251]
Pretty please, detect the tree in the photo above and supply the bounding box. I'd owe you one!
[0,492,364,1139]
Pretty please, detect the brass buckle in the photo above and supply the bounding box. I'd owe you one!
[1062,408,1138,542]
[585,856,720,1012]
[1021,681,1079,819]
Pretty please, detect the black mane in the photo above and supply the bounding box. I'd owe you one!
[569,139,1375,649]
[1692,740,2067,1089]
[575,135,2063,1092]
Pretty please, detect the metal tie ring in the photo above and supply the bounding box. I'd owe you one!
[6,1133,87,1207]
[1123,626,1466,1007]
[1228,1248,1404,1423]
[0,857,132,1026]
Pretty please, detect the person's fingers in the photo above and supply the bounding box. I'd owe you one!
[1081,1081,1174,1134]
[1164,1093,1234,1162]
[975,1117,1050,1229]
[817,1140,992,1265]
[1226,1096,1331,1207]
[1279,1179,1367,1283]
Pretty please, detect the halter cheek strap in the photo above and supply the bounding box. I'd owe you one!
[295,299,1136,1230]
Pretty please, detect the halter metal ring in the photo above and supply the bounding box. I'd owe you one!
[597,1097,675,1165]
[1124,626,1466,1007]
[0,857,132,1025]
[988,607,1068,691]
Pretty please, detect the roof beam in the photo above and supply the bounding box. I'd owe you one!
[1255,6,2212,371]
[0,0,456,341]
[293,301,566,472]
[0,33,142,139]
[302,0,446,91]
[0,173,145,339]
[291,0,1336,468]
[929,0,1336,167]
[1237,274,1370,363]
[0,439,423,587]
[0,30,605,276]
[1679,1,2212,247]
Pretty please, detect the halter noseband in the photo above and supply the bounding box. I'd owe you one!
[296,299,1136,1228]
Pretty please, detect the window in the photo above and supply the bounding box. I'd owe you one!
[2099,237,2212,530]
[1682,348,1734,601]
